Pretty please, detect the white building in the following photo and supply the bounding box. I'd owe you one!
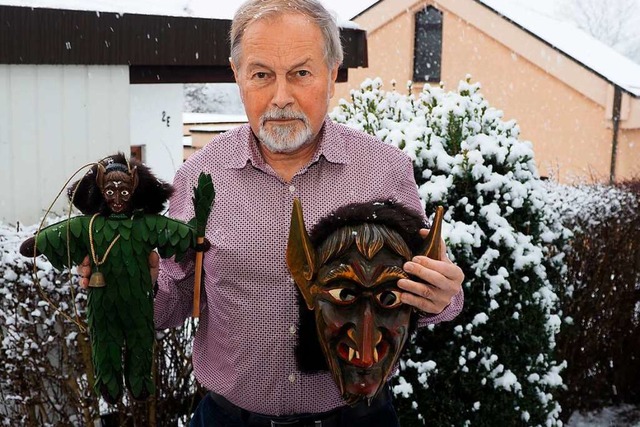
[0,3,367,224]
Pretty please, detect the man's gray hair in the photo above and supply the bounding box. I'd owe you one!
[230,0,344,69]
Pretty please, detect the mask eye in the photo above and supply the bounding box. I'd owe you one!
[105,190,114,196]
[376,290,403,308]
[121,190,130,196]
[327,288,357,304]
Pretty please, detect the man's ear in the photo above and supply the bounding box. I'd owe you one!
[230,58,239,82]
[229,58,244,103]
[286,198,317,310]
[417,206,445,260]
[329,64,339,98]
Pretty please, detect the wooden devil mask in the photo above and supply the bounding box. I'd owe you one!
[286,199,443,405]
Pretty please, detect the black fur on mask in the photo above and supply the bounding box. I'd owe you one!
[67,152,173,215]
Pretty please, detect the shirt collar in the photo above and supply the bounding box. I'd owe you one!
[225,117,350,169]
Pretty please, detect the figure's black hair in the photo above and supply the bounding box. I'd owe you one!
[296,200,426,373]
[67,152,173,215]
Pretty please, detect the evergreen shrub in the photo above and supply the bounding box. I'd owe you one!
[331,77,568,426]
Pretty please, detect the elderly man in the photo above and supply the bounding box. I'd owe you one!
[84,0,464,425]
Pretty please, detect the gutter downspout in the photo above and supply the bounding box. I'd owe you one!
[609,85,622,184]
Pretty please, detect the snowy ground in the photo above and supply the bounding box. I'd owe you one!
[567,405,640,427]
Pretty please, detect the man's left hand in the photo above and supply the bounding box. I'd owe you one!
[398,230,464,314]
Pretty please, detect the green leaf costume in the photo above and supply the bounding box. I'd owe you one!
[34,211,196,401]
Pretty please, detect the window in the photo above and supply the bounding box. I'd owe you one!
[130,145,144,162]
[413,6,443,83]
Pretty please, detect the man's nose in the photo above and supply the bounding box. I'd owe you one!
[272,76,294,109]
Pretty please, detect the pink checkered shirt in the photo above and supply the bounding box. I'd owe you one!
[154,118,463,416]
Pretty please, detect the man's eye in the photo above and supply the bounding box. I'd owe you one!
[297,70,310,77]
[376,290,403,308]
[327,288,357,303]
[254,72,268,79]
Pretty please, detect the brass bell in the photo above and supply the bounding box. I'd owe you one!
[88,272,106,288]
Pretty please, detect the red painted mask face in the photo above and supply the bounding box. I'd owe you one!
[314,243,413,403]
[102,176,134,214]
[96,162,138,215]
[287,199,443,405]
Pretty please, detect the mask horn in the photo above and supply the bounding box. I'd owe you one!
[286,198,317,310]
[130,165,139,192]
[418,206,445,260]
[96,163,106,191]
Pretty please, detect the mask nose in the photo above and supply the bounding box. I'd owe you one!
[347,302,382,368]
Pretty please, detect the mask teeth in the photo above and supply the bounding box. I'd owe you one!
[373,347,379,363]
[348,347,355,362]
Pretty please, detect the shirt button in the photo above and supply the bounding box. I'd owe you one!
[289,185,295,193]
[289,325,296,335]
[288,373,296,383]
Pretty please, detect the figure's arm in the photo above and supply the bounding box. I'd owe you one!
[20,218,89,271]
[393,156,465,326]
[150,216,197,260]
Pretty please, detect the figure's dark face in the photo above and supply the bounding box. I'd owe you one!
[314,246,413,403]
[102,175,133,214]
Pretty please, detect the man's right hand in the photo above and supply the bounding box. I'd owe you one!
[79,252,160,289]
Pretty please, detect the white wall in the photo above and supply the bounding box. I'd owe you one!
[0,65,130,225]
[129,84,184,185]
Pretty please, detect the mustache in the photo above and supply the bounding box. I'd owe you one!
[260,109,308,125]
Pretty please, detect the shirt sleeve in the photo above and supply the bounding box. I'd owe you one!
[393,153,465,327]
[154,166,199,330]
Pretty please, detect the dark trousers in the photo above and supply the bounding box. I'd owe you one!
[189,387,400,427]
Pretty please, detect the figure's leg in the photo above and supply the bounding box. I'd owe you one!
[88,289,125,404]
[123,298,156,400]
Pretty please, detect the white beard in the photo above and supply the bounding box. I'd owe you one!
[258,108,314,153]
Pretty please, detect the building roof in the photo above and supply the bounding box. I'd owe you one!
[478,0,640,97]
[0,0,377,22]
[0,1,368,83]
[353,0,640,97]
[183,112,247,124]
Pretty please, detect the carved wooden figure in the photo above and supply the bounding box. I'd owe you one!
[20,153,212,404]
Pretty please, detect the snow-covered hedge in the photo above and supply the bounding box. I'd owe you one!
[331,77,569,426]
[548,182,640,415]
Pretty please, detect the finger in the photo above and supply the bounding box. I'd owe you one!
[419,228,430,238]
[439,238,452,263]
[398,283,447,314]
[149,251,160,283]
[80,276,89,289]
[404,258,459,287]
[79,256,91,289]
[398,277,435,300]
[148,251,159,269]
